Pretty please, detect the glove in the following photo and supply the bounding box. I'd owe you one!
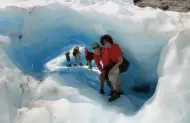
[99,89,105,95]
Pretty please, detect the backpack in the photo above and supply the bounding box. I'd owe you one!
[119,57,130,73]
[73,48,78,56]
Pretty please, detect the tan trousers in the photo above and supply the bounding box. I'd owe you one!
[74,53,81,64]
[108,67,122,91]
[99,73,113,90]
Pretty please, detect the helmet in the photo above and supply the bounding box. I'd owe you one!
[91,42,100,49]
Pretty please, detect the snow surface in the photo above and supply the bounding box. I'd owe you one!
[0,0,190,123]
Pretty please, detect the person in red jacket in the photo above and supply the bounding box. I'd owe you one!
[100,35,129,102]
[84,48,94,70]
[91,42,113,95]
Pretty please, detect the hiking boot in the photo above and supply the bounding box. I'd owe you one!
[79,63,83,66]
[118,90,124,96]
[89,65,93,70]
[66,64,71,67]
[88,66,92,70]
[108,94,118,102]
[108,91,119,102]
[109,91,114,96]
[99,89,105,95]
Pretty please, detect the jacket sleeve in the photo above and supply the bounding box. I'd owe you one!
[90,52,94,60]
[85,49,89,56]
[115,44,122,57]
[94,56,103,72]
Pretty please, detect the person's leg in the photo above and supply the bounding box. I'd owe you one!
[116,76,120,91]
[66,53,69,62]
[99,73,105,94]
[108,67,120,101]
[77,53,82,65]
[89,60,92,70]
[106,80,114,96]
[108,67,119,91]
[87,60,90,69]
[116,74,124,95]
[103,66,113,95]
[66,53,71,66]
[106,80,113,91]
[68,54,70,62]
[74,55,77,66]
[75,53,79,64]
[78,54,81,64]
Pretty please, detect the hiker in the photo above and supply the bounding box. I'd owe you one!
[91,42,113,95]
[100,35,129,102]
[84,48,94,70]
[65,52,71,67]
[72,46,83,66]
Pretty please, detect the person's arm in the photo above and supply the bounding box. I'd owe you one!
[89,52,94,60]
[85,49,88,56]
[114,56,123,67]
[96,61,103,72]
[94,56,103,72]
[113,45,123,68]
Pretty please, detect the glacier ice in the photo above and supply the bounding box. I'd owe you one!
[139,28,190,123]
[0,0,189,123]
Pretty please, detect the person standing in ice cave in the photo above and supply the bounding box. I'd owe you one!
[100,35,129,102]
[72,45,83,66]
[91,42,113,95]
[65,52,71,67]
[84,47,94,70]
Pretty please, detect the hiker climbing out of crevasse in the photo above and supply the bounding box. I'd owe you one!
[100,35,130,102]
[84,47,94,70]
[65,52,71,67]
[92,42,113,95]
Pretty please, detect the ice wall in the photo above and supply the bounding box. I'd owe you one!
[0,35,43,123]
[137,28,190,123]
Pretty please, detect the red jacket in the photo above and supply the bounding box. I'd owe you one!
[108,43,122,63]
[93,47,112,72]
[85,49,94,60]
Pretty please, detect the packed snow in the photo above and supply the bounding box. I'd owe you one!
[0,0,190,123]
